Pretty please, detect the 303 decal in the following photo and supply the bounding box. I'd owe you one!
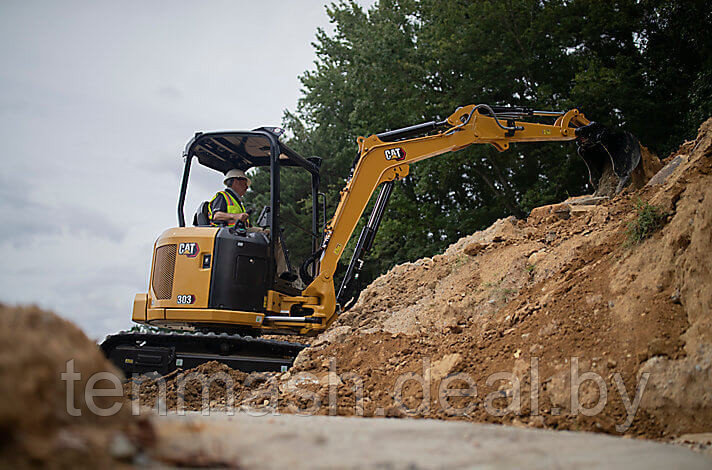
[176,294,195,304]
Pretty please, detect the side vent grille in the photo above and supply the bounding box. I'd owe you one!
[152,244,176,300]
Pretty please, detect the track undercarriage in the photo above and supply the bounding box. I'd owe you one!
[100,331,306,377]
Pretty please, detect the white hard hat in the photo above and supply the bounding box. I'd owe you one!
[223,169,251,187]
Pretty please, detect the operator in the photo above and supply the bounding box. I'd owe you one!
[209,169,294,282]
[209,169,251,226]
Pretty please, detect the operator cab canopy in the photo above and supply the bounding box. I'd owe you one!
[180,127,321,229]
[184,127,317,173]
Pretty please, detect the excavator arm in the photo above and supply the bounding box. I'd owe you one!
[288,104,636,332]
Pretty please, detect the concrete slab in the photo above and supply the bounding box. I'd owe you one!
[147,412,712,469]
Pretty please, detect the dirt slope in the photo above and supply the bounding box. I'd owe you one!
[0,305,152,468]
[131,118,712,442]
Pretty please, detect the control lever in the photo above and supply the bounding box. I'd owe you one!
[231,220,248,237]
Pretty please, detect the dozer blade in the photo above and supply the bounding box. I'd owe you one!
[575,122,642,197]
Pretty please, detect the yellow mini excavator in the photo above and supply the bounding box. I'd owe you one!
[101,104,642,376]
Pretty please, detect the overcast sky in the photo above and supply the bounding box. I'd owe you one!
[0,1,373,339]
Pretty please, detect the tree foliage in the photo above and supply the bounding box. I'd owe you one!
[248,0,711,292]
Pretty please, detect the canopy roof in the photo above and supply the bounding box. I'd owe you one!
[184,128,318,175]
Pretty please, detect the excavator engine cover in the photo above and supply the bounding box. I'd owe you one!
[575,122,642,197]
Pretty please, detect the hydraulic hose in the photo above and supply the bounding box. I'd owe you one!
[300,247,323,285]
[460,104,525,132]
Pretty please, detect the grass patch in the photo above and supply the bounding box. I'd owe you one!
[450,254,469,273]
[626,199,668,245]
[484,279,517,303]
[500,287,517,302]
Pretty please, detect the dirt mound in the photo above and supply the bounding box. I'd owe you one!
[125,361,252,412]
[0,304,150,468]
[130,118,712,442]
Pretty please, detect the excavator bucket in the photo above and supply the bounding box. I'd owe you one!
[575,122,642,197]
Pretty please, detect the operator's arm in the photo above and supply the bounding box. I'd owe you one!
[212,211,249,224]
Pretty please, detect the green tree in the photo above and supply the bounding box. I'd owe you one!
[250,0,712,297]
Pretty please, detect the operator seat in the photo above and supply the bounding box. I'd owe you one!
[193,201,211,226]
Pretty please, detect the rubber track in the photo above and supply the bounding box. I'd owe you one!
[100,330,307,359]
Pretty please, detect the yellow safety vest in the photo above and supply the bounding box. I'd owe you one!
[208,190,250,227]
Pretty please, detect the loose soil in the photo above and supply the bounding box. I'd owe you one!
[0,304,154,468]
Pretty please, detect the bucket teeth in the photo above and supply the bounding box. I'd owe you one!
[575,122,642,197]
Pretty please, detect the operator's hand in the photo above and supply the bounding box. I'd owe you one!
[236,212,249,223]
